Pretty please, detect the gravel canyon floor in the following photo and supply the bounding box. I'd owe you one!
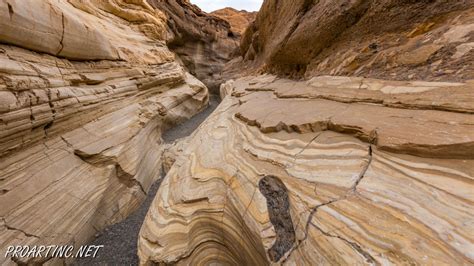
[0,0,473,265]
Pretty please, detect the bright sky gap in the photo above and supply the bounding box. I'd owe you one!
[190,0,263,12]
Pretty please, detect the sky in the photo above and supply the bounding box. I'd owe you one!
[190,0,263,12]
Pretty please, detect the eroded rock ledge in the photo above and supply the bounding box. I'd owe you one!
[0,1,208,265]
[139,75,474,265]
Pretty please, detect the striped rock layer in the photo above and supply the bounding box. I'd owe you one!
[0,0,208,264]
[139,75,474,265]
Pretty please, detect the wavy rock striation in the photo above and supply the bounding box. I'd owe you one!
[0,0,208,264]
[139,75,474,265]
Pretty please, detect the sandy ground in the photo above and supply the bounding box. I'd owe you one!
[75,95,219,265]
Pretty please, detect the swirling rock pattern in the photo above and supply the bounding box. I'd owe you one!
[139,75,474,265]
[0,0,208,264]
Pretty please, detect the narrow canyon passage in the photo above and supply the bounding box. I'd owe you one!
[1,1,473,265]
[75,96,220,265]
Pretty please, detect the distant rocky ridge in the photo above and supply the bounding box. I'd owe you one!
[147,0,240,92]
[211,7,257,35]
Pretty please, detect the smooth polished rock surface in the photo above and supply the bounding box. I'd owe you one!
[0,0,169,61]
[139,75,474,265]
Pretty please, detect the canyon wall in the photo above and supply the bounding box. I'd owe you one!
[139,0,474,265]
[0,0,208,264]
[148,0,240,92]
[230,0,474,81]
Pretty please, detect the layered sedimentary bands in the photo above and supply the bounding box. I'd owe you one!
[138,0,474,265]
[0,0,208,264]
[139,76,474,265]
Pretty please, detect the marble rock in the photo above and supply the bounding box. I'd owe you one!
[0,1,208,265]
[139,75,474,265]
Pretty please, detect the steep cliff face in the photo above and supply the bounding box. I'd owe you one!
[232,0,474,81]
[0,0,208,264]
[211,7,257,35]
[147,0,240,92]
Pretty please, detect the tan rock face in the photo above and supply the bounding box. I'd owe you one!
[211,7,257,35]
[0,0,208,264]
[138,76,474,265]
[232,0,474,81]
[147,0,240,92]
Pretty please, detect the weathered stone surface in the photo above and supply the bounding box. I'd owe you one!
[230,0,474,81]
[139,75,474,265]
[147,0,240,92]
[0,1,208,265]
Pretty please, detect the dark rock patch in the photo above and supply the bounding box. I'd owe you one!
[258,175,295,262]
